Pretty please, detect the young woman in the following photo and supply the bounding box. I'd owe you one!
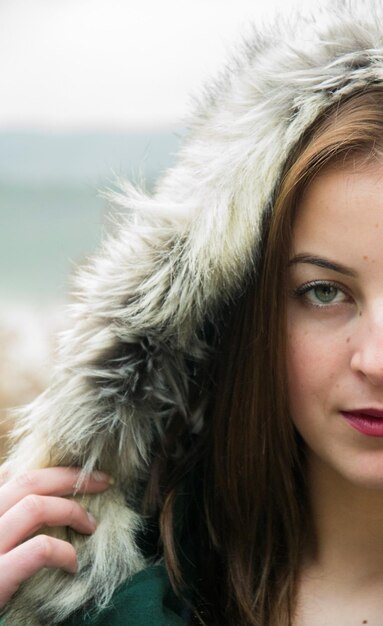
[2,2,383,625]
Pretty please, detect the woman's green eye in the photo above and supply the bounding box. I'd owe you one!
[292,281,349,307]
[312,284,338,303]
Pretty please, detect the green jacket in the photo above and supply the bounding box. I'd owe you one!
[0,564,188,626]
[62,564,188,626]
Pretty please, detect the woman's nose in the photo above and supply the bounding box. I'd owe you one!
[350,307,383,386]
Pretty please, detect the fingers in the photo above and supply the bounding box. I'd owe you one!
[0,467,112,517]
[0,535,77,608]
[0,466,112,608]
[0,495,97,553]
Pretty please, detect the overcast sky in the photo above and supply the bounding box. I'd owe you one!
[0,0,317,131]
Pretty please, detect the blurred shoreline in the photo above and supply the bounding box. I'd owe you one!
[0,129,183,303]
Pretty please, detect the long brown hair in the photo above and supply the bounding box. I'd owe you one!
[145,88,383,626]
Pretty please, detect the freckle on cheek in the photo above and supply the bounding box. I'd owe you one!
[346,337,350,343]
[363,255,368,260]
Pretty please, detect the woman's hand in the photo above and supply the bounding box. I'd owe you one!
[0,467,112,608]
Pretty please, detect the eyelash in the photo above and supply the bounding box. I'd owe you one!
[292,280,351,308]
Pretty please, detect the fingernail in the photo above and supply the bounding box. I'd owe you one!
[92,471,113,484]
[87,512,97,528]
[0,469,9,484]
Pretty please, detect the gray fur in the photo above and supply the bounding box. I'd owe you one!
[3,1,383,623]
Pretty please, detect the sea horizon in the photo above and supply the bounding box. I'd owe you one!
[0,129,184,304]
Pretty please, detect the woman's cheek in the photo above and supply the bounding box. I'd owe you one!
[286,325,334,428]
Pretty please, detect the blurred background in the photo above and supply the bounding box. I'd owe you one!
[0,0,311,458]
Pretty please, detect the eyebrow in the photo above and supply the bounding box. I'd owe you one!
[288,254,357,277]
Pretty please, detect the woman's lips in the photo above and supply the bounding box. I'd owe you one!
[341,409,383,437]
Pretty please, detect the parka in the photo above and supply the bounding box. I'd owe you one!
[2,1,383,624]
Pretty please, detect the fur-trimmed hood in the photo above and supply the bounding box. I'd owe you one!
[4,1,383,623]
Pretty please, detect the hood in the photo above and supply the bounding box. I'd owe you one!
[4,1,383,623]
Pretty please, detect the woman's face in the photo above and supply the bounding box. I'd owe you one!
[287,160,383,488]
